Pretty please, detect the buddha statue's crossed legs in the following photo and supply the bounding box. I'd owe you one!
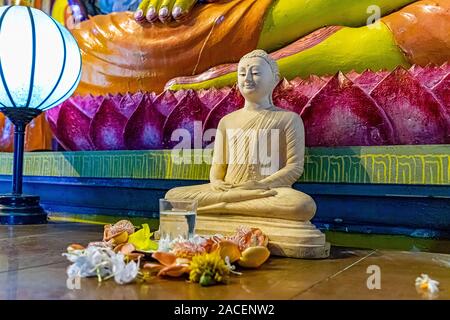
[166,184,316,222]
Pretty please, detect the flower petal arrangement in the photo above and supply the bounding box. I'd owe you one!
[63,220,271,286]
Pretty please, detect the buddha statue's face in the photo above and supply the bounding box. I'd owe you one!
[237,56,277,104]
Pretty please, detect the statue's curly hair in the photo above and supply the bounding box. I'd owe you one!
[240,49,280,82]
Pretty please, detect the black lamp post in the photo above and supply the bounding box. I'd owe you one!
[0,5,82,225]
[0,108,46,224]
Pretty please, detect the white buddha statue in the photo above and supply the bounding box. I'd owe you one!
[166,50,329,258]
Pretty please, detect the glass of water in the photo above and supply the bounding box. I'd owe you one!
[159,199,197,244]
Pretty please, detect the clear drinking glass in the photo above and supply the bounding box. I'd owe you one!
[159,199,197,243]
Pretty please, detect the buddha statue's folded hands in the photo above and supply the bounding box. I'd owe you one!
[232,180,271,191]
[210,179,277,197]
[210,180,232,192]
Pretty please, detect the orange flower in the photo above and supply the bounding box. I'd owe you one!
[143,252,190,277]
[227,226,269,251]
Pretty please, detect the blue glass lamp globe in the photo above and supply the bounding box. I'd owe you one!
[0,5,82,111]
[0,5,82,225]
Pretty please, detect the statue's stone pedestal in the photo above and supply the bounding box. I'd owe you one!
[196,214,330,259]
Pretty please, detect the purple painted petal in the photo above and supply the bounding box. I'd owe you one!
[354,70,389,93]
[118,93,143,119]
[346,70,360,82]
[154,90,178,117]
[124,95,165,150]
[132,91,145,104]
[163,90,209,149]
[273,79,308,114]
[371,67,448,144]
[409,64,424,77]
[203,87,244,133]
[70,94,103,119]
[148,92,157,102]
[89,97,127,150]
[432,73,450,120]
[198,87,230,110]
[301,73,394,147]
[173,89,186,102]
[45,105,61,135]
[108,93,123,108]
[291,75,327,99]
[56,100,95,151]
[414,64,449,89]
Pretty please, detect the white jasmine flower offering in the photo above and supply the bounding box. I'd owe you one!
[415,274,440,298]
[63,245,139,285]
[111,253,140,284]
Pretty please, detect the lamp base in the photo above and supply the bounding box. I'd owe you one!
[0,194,47,225]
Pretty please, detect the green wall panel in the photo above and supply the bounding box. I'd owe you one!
[0,145,448,185]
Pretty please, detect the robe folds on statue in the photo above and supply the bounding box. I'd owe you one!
[73,0,273,95]
[166,107,316,222]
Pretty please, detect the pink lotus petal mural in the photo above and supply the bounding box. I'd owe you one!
[301,73,394,146]
[46,65,450,151]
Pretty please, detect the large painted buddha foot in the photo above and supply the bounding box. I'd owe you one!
[196,214,330,259]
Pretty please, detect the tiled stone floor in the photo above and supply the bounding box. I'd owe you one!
[0,222,448,300]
